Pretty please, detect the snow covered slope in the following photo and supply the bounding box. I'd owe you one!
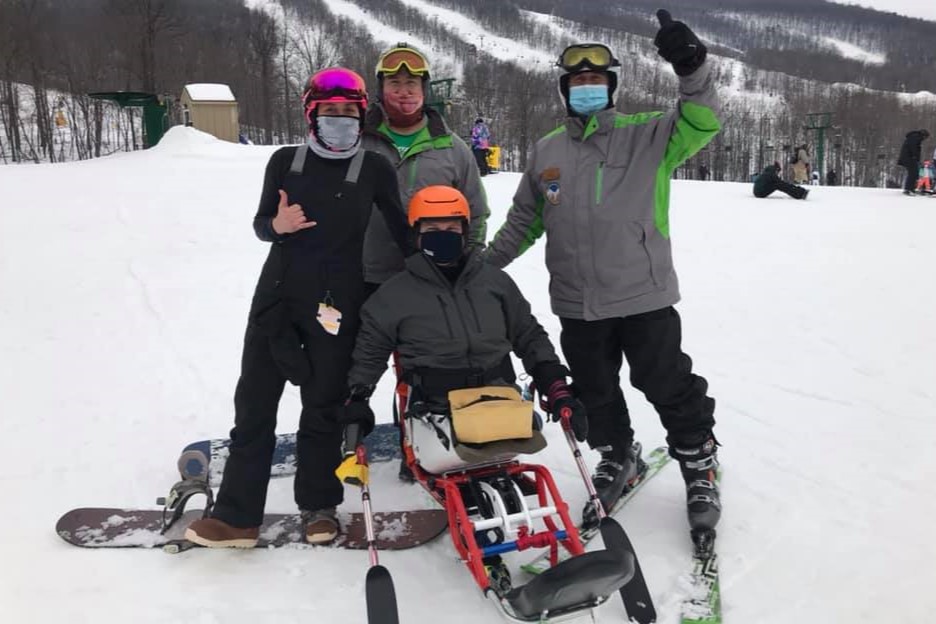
[1,127,934,623]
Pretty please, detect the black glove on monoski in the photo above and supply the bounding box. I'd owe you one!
[653,9,707,76]
[545,380,589,443]
[338,385,376,454]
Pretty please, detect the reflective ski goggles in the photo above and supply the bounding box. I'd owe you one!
[377,47,430,76]
[556,44,621,72]
[302,68,367,119]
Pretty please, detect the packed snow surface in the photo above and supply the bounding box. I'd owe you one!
[1,127,934,623]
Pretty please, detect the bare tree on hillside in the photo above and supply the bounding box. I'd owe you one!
[247,9,280,143]
[105,0,182,93]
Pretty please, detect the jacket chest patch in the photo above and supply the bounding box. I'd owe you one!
[541,167,560,182]
[545,182,561,206]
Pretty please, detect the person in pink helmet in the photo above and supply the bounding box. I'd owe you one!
[186,68,414,549]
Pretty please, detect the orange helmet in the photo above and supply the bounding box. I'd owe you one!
[408,185,470,227]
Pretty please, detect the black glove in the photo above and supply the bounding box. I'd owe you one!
[653,9,707,76]
[544,379,588,443]
[339,385,376,439]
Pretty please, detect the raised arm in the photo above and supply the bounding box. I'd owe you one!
[253,149,287,242]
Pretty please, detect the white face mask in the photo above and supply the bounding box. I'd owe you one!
[313,115,361,152]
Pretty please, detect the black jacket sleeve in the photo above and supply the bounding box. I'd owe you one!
[369,153,416,256]
[253,148,289,243]
[348,289,397,388]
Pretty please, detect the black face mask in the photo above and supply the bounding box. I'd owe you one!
[420,230,464,265]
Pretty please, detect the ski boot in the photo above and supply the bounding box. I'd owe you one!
[670,436,721,557]
[582,441,645,527]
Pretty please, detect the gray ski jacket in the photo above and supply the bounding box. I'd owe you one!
[361,107,491,285]
[485,62,720,321]
[348,250,563,391]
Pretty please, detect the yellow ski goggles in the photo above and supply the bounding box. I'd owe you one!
[377,46,430,76]
[557,44,620,72]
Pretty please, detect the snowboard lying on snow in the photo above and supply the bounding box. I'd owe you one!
[56,507,447,552]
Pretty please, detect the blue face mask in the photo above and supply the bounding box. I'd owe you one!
[568,85,609,116]
[420,230,464,265]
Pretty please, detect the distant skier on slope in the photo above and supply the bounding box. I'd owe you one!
[485,11,722,538]
[471,117,492,176]
[791,144,811,185]
[898,128,929,195]
[916,160,935,194]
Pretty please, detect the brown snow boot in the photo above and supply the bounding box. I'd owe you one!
[184,517,259,548]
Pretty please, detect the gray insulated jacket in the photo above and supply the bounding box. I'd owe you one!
[486,62,720,321]
[361,107,491,284]
[348,250,563,389]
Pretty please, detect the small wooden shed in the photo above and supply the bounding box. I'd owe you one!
[179,83,239,143]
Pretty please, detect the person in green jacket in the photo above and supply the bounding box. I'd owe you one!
[361,43,490,288]
[485,11,722,540]
[360,43,492,482]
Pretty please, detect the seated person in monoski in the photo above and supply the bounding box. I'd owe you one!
[338,184,588,520]
[754,161,809,200]
[333,187,658,620]
[338,185,587,452]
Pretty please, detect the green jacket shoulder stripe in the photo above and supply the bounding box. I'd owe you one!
[614,111,665,128]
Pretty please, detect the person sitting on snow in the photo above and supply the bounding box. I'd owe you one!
[754,162,809,200]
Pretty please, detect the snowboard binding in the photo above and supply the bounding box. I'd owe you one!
[156,478,214,534]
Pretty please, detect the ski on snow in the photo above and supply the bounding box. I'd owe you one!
[679,466,723,624]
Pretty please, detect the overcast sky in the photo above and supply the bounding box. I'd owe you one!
[839,0,936,21]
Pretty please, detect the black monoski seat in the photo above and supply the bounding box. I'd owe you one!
[506,548,634,619]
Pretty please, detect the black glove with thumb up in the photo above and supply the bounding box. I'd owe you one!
[654,9,707,76]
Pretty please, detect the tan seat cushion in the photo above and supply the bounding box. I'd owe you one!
[448,386,534,444]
